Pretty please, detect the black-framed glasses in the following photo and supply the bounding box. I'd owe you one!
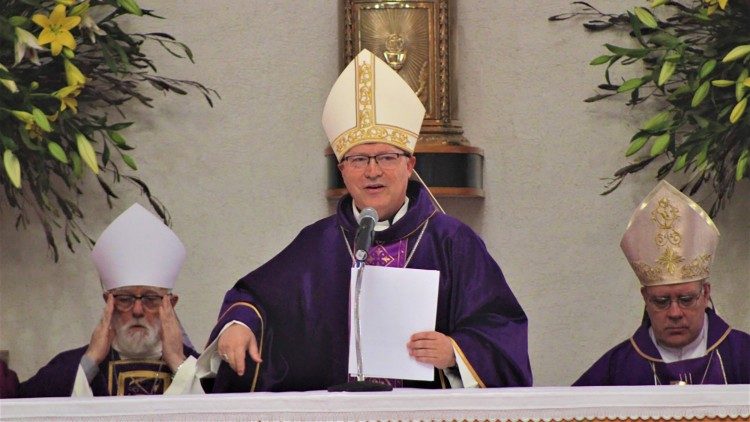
[647,287,703,311]
[112,294,164,312]
[340,152,408,170]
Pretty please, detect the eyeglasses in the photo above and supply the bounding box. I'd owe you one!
[340,153,408,170]
[112,294,165,312]
[647,288,703,311]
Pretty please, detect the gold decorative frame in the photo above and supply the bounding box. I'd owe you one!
[331,0,484,198]
[342,0,466,145]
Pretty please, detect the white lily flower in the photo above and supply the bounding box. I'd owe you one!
[14,27,47,65]
[80,14,106,43]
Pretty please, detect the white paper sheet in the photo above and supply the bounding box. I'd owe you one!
[348,265,440,381]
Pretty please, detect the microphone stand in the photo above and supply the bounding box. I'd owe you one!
[328,258,392,392]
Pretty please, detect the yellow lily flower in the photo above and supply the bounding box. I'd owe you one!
[32,4,81,56]
[63,57,86,86]
[730,97,747,124]
[56,0,77,5]
[10,110,52,140]
[3,150,22,189]
[10,110,33,123]
[54,85,81,113]
[75,132,99,174]
[0,64,19,93]
[703,0,729,14]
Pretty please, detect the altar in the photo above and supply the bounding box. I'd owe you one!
[1,384,748,421]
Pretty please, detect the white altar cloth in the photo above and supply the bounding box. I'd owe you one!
[1,384,748,421]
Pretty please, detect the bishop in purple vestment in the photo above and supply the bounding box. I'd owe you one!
[574,308,749,386]
[18,204,204,397]
[574,181,750,386]
[201,50,532,392]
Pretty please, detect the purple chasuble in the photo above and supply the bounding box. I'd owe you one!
[573,308,750,386]
[18,344,198,397]
[209,181,532,393]
[651,352,726,385]
[0,360,19,399]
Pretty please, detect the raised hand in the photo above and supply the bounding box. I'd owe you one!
[84,294,116,365]
[159,295,186,372]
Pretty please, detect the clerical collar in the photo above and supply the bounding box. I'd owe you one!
[112,341,163,361]
[352,198,410,232]
[649,313,708,363]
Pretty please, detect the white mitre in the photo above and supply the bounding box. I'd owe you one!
[620,181,720,287]
[92,203,186,291]
[322,48,425,161]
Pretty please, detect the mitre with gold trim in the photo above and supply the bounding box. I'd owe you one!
[322,49,425,161]
[620,181,720,287]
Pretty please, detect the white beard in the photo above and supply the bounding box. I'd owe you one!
[111,315,162,360]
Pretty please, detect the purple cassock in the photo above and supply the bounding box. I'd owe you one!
[0,360,19,398]
[207,181,532,392]
[18,344,198,397]
[574,308,750,386]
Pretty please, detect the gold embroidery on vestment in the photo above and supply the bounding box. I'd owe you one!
[681,254,712,279]
[652,197,681,247]
[657,247,684,275]
[634,196,714,284]
[116,370,172,396]
[106,359,172,396]
[369,244,395,266]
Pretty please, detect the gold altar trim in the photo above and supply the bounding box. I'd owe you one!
[555,418,749,422]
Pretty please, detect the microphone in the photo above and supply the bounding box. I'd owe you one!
[329,205,391,392]
[354,207,378,263]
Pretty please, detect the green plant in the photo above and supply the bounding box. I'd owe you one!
[551,0,750,215]
[1,0,218,260]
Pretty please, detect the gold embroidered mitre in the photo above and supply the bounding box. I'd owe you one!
[322,49,425,161]
[620,181,720,287]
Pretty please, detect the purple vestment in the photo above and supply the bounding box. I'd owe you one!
[18,344,198,397]
[0,360,19,399]
[573,308,750,386]
[208,181,532,392]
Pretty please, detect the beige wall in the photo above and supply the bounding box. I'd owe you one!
[1,0,747,386]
